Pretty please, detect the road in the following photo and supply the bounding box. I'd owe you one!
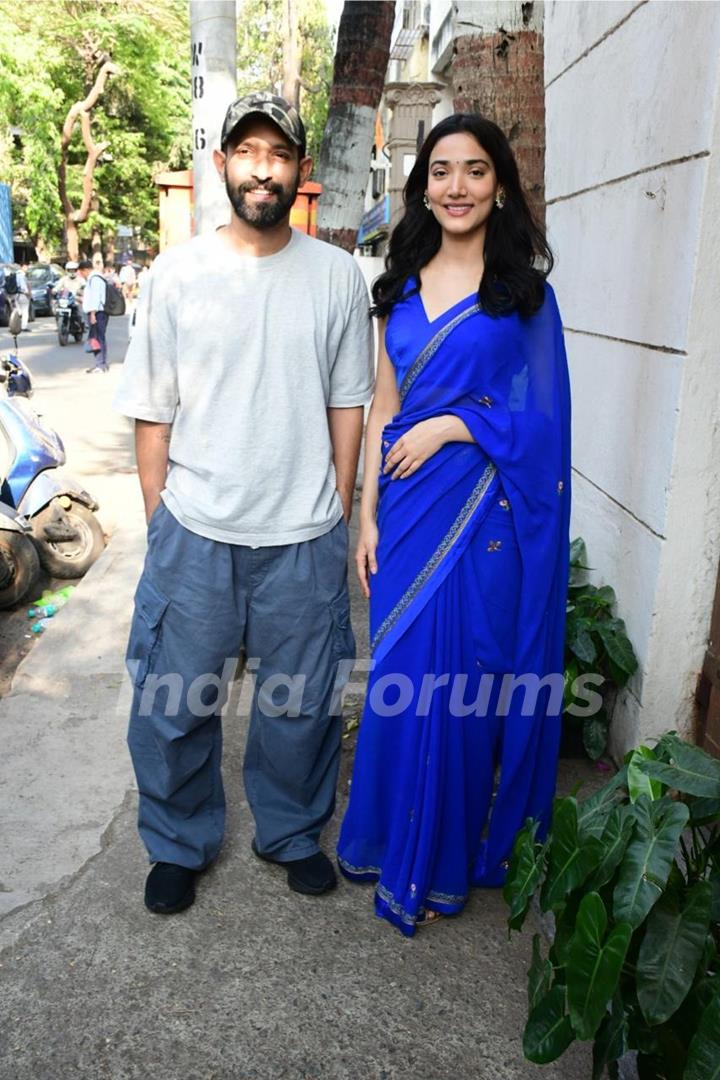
[0,312,139,694]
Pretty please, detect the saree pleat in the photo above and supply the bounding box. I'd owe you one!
[338,281,571,936]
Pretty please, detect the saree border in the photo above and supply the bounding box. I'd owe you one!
[370,460,497,655]
[338,856,468,927]
[399,302,481,402]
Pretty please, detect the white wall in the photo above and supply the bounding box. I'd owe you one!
[545,0,720,756]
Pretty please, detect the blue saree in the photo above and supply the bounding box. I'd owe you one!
[337,278,571,936]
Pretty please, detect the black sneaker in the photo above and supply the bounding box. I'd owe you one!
[251,839,337,896]
[144,862,197,914]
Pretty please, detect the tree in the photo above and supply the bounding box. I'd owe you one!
[0,0,192,258]
[236,0,334,161]
[59,61,120,261]
[316,1,395,252]
[281,0,301,108]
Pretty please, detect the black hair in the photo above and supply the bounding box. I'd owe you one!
[78,259,93,270]
[371,113,553,320]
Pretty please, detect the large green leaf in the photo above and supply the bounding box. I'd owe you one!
[592,993,628,1080]
[523,984,576,1064]
[549,892,583,972]
[583,708,609,761]
[541,797,604,911]
[637,738,720,799]
[683,989,720,1079]
[568,622,597,664]
[597,622,638,676]
[628,746,664,803]
[587,804,636,891]
[710,872,720,923]
[503,818,545,931]
[637,881,712,1026]
[567,892,632,1040]
[577,765,629,840]
[613,796,690,928]
[686,796,720,826]
[528,933,553,1012]
[569,536,588,567]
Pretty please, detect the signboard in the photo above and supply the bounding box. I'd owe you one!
[0,184,12,263]
[357,195,390,246]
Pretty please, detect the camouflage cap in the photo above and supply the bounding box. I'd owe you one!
[221,93,307,155]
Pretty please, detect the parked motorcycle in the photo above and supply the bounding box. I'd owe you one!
[54,289,85,347]
[0,501,39,610]
[0,350,106,578]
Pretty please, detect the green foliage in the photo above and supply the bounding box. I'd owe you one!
[503,732,720,1077]
[0,0,191,254]
[237,0,333,161]
[565,538,639,760]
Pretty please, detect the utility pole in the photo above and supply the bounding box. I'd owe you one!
[189,0,237,235]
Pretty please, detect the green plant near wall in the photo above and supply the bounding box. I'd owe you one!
[565,538,639,760]
[503,732,720,1079]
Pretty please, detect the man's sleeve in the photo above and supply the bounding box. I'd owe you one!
[327,264,375,408]
[112,263,178,424]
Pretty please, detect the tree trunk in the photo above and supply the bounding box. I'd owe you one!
[58,61,120,260]
[91,228,103,267]
[282,0,301,109]
[316,1,395,252]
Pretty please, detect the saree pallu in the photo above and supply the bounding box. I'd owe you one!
[337,281,571,936]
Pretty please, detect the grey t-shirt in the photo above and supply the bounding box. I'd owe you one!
[113,228,374,546]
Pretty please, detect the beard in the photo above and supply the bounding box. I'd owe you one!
[225,172,299,229]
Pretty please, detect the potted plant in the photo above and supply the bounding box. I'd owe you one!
[504,732,720,1078]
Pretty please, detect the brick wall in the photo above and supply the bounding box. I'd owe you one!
[452,28,545,226]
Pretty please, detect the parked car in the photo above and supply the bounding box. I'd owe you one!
[0,263,35,326]
[27,263,63,316]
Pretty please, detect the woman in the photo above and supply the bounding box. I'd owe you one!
[336,114,571,936]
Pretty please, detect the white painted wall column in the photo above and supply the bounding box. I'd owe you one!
[544,0,720,756]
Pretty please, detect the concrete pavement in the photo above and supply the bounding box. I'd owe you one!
[0,316,597,1079]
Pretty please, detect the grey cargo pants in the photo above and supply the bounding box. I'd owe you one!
[125,501,355,870]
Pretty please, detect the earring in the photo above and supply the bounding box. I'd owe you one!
[423,193,431,210]
[495,188,506,210]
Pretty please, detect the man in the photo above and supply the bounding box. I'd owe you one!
[113,93,373,915]
[16,264,31,331]
[56,261,83,297]
[118,261,137,302]
[78,259,109,373]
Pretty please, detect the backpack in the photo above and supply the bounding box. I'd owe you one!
[3,270,18,295]
[103,278,126,317]
[90,272,125,316]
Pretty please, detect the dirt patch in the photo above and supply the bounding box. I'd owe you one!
[0,571,79,697]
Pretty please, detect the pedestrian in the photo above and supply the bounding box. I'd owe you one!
[118,261,137,302]
[337,113,571,935]
[16,264,31,331]
[136,262,150,292]
[77,259,109,372]
[113,92,374,915]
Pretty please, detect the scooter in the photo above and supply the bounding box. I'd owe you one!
[0,345,106,579]
[0,501,39,610]
[53,289,85,346]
